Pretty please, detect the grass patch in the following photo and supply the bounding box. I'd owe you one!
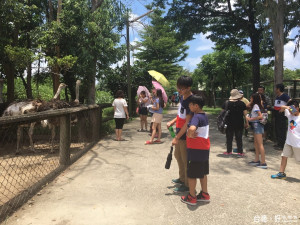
[203,106,222,115]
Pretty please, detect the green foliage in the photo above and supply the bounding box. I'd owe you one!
[100,120,115,137]
[193,47,251,91]
[95,90,114,104]
[133,9,188,81]
[46,55,78,71]
[153,0,299,91]
[4,46,34,71]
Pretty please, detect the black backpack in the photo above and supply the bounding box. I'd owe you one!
[217,101,230,134]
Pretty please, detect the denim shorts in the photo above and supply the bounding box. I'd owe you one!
[251,122,264,134]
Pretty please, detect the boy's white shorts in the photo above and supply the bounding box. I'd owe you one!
[281,143,300,162]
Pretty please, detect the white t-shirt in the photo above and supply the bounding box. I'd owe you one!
[112,98,128,118]
[285,109,300,148]
[139,97,149,107]
[250,104,260,122]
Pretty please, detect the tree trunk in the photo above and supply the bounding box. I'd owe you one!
[0,79,4,103]
[26,33,33,99]
[250,34,261,93]
[270,0,285,86]
[248,0,261,93]
[64,71,76,100]
[87,0,99,105]
[87,57,96,104]
[48,0,54,22]
[52,0,62,95]
[3,62,15,103]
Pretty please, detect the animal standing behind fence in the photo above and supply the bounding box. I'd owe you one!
[1,83,68,154]
[1,100,43,154]
[40,80,81,153]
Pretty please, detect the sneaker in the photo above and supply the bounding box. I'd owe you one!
[173,185,189,193]
[248,160,260,166]
[233,148,238,153]
[223,152,232,155]
[197,191,210,202]
[181,193,197,206]
[237,153,245,158]
[256,163,268,169]
[271,172,287,179]
[172,178,184,185]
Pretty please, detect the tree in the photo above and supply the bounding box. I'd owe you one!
[264,0,300,86]
[133,9,189,81]
[0,0,44,102]
[35,0,125,104]
[193,47,251,106]
[153,0,297,92]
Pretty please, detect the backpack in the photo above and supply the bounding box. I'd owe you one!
[217,101,230,134]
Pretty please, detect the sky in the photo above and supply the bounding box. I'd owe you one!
[124,0,300,72]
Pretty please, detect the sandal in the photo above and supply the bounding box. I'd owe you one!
[137,129,144,132]
[145,140,153,145]
[154,140,161,143]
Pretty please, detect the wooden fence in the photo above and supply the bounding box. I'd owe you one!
[0,103,113,223]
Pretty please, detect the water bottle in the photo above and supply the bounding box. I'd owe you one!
[169,126,176,138]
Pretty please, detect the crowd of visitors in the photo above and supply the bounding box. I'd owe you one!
[111,78,299,206]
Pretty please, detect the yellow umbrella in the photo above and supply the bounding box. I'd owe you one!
[148,70,170,87]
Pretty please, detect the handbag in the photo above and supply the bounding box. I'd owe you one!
[259,112,268,125]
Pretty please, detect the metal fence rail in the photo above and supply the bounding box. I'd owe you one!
[0,104,105,222]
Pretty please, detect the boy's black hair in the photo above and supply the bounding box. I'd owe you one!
[287,99,299,108]
[258,85,265,90]
[177,75,193,88]
[275,83,285,92]
[190,95,205,109]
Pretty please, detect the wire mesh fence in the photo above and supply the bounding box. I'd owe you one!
[0,105,102,222]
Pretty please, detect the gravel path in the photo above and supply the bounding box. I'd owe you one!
[2,107,300,225]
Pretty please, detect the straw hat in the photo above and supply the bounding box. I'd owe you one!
[229,89,243,100]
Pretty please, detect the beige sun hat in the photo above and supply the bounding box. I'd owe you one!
[229,89,243,100]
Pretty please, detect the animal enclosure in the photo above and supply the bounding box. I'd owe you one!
[0,104,105,222]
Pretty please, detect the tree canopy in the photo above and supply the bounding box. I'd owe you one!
[133,9,189,81]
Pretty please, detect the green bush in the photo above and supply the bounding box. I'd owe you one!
[95,91,114,104]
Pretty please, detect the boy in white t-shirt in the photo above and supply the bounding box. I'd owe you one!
[271,100,300,179]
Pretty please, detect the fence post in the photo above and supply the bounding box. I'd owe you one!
[99,106,103,137]
[91,106,100,141]
[59,114,71,165]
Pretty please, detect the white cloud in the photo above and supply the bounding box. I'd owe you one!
[183,57,202,71]
[194,33,215,52]
[284,41,300,70]
[130,37,140,47]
